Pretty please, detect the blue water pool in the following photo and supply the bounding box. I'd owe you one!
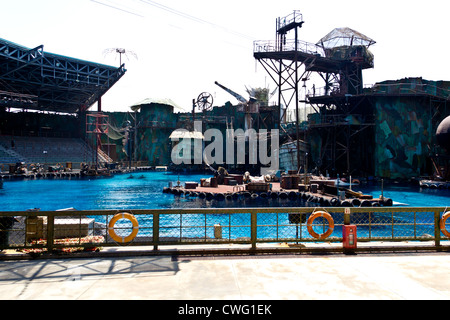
[0,171,449,212]
[356,183,450,208]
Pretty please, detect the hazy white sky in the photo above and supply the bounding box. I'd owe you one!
[1,0,449,112]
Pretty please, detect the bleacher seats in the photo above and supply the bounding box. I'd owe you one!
[0,135,106,167]
[0,148,20,164]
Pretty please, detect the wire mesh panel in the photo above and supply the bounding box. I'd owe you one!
[206,213,230,241]
[157,212,252,244]
[47,214,103,252]
[257,212,282,241]
[230,213,251,242]
[180,214,207,242]
[350,210,436,241]
[257,212,302,241]
[7,215,49,250]
[0,216,25,249]
[256,211,345,242]
[159,213,181,242]
[392,211,435,240]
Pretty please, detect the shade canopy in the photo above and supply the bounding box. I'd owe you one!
[317,27,376,49]
[0,37,125,113]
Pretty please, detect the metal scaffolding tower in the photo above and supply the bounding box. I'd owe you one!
[254,10,306,171]
[254,12,377,176]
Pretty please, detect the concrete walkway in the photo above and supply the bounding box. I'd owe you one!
[1,251,450,300]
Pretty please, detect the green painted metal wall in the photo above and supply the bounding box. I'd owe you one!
[374,97,432,179]
[103,104,177,166]
[373,78,450,179]
[135,104,176,166]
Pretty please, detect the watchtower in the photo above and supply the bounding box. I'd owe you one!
[254,10,306,170]
[254,12,377,175]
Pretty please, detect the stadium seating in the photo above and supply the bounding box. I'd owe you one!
[0,135,111,168]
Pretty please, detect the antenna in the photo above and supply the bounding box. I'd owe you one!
[103,48,138,66]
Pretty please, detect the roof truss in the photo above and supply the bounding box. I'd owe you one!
[0,38,126,113]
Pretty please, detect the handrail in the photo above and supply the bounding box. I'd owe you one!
[0,207,448,255]
[254,39,325,57]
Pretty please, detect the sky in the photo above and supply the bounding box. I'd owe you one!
[1,0,449,113]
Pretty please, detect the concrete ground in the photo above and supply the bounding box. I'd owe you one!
[1,247,450,300]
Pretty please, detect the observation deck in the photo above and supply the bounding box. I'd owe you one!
[254,39,374,74]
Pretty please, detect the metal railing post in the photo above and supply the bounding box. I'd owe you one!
[153,213,159,251]
[251,212,257,250]
[434,210,441,248]
[46,214,55,253]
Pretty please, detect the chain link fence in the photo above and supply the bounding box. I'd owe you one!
[0,207,448,254]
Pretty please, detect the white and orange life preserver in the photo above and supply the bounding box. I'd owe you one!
[307,211,335,240]
[108,212,139,243]
[440,212,450,238]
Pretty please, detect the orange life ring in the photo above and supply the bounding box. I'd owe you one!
[440,212,450,238]
[307,211,335,240]
[108,212,139,243]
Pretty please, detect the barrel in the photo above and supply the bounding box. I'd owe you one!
[279,192,288,199]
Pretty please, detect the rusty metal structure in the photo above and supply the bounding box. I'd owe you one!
[254,11,377,176]
[255,11,450,179]
[254,11,306,171]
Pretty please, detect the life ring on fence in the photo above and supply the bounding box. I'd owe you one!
[108,212,139,243]
[307,211,335,240]
[440,212,450,238]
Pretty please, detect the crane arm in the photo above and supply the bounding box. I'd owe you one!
[215,81,247,104]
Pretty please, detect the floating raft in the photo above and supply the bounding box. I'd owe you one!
[419,180,449,189]
[163,181,393,207]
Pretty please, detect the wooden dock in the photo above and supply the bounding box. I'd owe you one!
[0,170,83,180]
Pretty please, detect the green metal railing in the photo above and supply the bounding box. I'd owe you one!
[0,207,449,255]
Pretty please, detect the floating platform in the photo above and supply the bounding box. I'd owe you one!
[419,180,449,189]
[0,171,83,180]
[163,180,393,208]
